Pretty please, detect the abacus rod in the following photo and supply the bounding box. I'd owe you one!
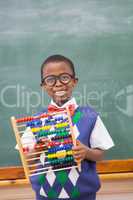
[26,157,40,162]
[17,124,27,128]
[26,150,47,156]
[21,142,47,148]
[28,158,74,168]
[23,137,73,151]
[28,161,49,167]
[27,154,66,161]
[19,130,26,134]
[16,110,67,123]
[29,159,76,172]
[30,165,78,177]
[26,148,74,162]
[30,166,52,173]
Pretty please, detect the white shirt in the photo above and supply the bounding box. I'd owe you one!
[16,97,114,150]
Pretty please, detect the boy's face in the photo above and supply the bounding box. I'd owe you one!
[41,61,78,106]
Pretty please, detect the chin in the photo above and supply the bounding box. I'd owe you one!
[54,96,69,105]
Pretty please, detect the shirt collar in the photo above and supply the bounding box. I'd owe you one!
[50,97,78,110]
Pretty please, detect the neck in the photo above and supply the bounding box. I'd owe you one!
[54,98,71,107]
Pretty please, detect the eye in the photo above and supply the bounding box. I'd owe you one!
[60,74,72,83]
[44,76,55,86]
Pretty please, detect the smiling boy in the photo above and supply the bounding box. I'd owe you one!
[23,55,114,200]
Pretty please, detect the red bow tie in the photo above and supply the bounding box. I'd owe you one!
[48,104,75,116]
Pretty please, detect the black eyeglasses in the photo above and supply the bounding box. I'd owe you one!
[41,73,74,87]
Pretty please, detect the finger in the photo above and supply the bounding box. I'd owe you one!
[72,144,83,150]
[76,140,81,146]
[73,154,82,159]
[73,154,82,162]
[72,146,80,151]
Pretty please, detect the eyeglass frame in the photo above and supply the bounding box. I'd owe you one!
[41,73,76,87]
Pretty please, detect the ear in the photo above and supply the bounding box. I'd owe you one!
[75,77,78,82]
[72,77,78,88]
[40,83,47,91]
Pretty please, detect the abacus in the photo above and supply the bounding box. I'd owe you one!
[11,107,81,181]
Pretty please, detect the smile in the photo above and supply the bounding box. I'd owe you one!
[55,91,66,96]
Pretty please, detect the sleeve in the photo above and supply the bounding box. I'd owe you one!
[90,116,115,150]
[15,127,36,150]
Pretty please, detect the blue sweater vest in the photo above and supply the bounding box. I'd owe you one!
[30,106,101,200]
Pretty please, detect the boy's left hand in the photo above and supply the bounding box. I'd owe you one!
[72,140,88,162]
[72,140,105,162]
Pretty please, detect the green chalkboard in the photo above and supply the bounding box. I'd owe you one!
[0,0,133,167]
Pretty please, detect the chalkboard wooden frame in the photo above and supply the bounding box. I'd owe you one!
[0,159,133,181]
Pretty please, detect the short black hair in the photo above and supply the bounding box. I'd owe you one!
[41,54,76,83]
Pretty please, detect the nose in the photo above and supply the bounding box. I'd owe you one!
[54,78,63,87]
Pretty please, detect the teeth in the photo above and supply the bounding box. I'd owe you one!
[55,91,66,96]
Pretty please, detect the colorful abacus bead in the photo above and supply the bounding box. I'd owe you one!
[34,143,44,150]
[23,146,29,153]
[56,150,66,159]
[53,162,74,170]
[33,119,42,127]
